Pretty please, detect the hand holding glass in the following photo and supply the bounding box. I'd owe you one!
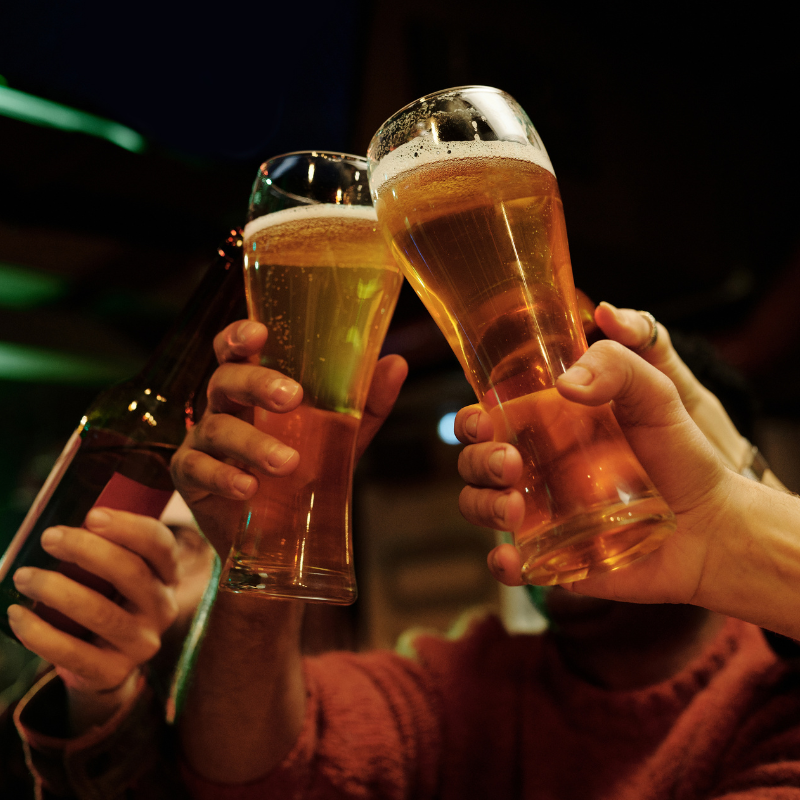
[367,87,675,585]
[220,152,402,604]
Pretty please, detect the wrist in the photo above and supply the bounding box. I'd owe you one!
[64,668,143,736]
[693,476,800,638]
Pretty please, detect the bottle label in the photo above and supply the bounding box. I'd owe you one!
[92,472,174,518]
[0,423,175,581]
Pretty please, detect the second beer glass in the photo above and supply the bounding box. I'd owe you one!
[367,87,676,586]
[220,152,402,604]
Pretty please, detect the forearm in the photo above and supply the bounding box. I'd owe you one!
[696,475,800,639]
[179,591,305,784]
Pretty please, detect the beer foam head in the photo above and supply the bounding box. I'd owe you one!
[244,203,378,242]
[370,138,555,196]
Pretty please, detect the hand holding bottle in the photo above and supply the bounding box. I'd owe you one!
[0,232,246,640]
[7,508,180,734]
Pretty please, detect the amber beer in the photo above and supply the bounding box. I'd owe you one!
[221,202,402,603]
[372,124,675,585]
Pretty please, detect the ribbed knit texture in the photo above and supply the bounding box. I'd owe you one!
[182,615,800,799]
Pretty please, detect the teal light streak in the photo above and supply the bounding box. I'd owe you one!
[0,85,146,153]
[0,342,137,384]
[0,262,67,308]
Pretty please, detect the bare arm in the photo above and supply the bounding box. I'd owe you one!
[171,320,407,784]
[179,593,305,782]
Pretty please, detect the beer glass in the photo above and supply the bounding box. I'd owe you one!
[220,152,402,603]
[367,86,676,586]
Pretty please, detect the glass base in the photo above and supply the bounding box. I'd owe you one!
[519,496,676,586]
[220,559,357,605]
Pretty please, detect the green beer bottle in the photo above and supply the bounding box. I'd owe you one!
[0,230,244,641]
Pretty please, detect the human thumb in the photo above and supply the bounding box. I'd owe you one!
[556,341,724,514]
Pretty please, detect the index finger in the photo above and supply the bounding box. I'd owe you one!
[213,319,268,365]
[593,302,704,411]
[82,508,180,586]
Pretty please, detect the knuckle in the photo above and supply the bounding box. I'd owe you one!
[170,446,191,481]
[202,412,227,445]
[178,448,207,483]
[153,526,179,559]
[91,598,123,631]
[597,338,627,358]
[204,413,244,455]
[55,526,87,556]
[459,486,479,520]
[21,567,53,599]
[457,446,476,481]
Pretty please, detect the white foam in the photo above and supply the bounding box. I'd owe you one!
[244,203,378,242]
[370,138,555,195]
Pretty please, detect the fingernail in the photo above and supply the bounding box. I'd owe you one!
[267,444,296,470]
[560,365,594,386]
[488,448,506,478]
[493,494,508,523]
[268,379,299,407]
[597,301,623,326]
[13,568,33,588]
[40,527,63,548]
[464,411,479,440]
[233,474,255,495]
[235,321,260,342]
[7,605,23,626]
[85,508,111,528]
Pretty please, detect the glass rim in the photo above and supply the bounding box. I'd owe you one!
[246,149,373,227]
[259,150,368,171]
[373,85,506,136]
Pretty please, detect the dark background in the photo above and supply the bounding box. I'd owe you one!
[2,2,799,577]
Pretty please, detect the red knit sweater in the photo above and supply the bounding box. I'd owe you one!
[183,615,800,799]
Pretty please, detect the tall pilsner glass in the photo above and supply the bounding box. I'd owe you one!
[220,152,402,603]
[367,87,676,586]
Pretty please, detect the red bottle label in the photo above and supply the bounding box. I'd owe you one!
[91,471,174,519]
[50,473,174,633]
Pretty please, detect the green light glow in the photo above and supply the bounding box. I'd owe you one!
[0,263,67,308]
[0,342,137,384]
[0,85,146,153]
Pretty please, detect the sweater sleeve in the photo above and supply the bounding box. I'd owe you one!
[180,648,443,800]
[14,670,190,800]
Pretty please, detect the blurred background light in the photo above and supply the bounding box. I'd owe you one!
[437,411,459,445]
[0,262,66,308]
[0,84,146,153]
[0,342,135,383]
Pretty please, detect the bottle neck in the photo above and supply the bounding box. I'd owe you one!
[136,230,246,406]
